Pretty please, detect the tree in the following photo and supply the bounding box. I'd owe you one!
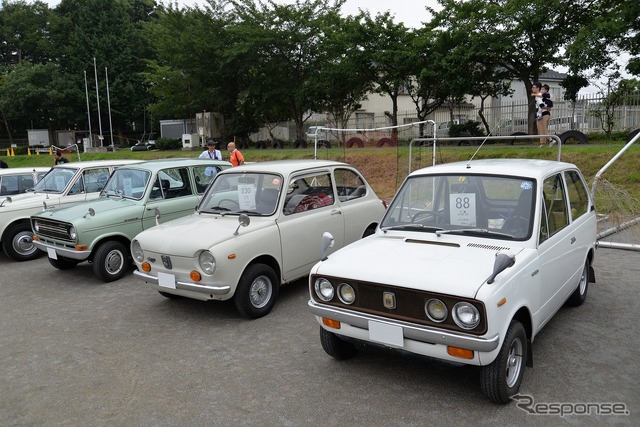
[0,0,53,65]
[560,74,589,130]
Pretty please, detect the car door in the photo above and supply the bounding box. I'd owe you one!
[60,167,112,206]
[278,171,345,279]
[534,173,576,329]
[142,167,198,229]
[333,167,374,244]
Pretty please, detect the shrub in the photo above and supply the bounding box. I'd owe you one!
[450,120,485,137]
[155,138,182,150]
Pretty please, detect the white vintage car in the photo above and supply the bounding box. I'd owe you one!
[132,160,386,319]
[0,160,139,261]
[0,167,50,196]
[308,158,597,404]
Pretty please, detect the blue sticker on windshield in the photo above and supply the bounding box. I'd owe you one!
[521,181,533,190]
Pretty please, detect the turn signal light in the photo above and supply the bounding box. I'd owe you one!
[141,262,151,272]
[75,245,88,251]
[190,271,201,282]
[447,346,474,359]
[32,235,39,241]
[322,317,341,329]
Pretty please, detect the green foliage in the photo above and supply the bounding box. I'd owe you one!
[450,120,485,137]
[155,137,181,150]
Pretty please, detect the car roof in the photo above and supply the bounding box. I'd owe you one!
[0,167,50,175]
[51,159,141,169]
[410,158,578,181]
[118,158,231,172]
[219,159,351,176]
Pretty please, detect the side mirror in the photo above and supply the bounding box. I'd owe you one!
[320,232,335,261]
[0,196,11,207]
[83,207,96,218]
[154,207,161,226]
[234,213,250,235]
[486,251,515,284]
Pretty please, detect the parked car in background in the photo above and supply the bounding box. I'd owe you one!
[308,158,596,403]
[0,160,139,261]
[31,159,231,282]
[0,167,49,196]
[130,141,158,151]
[131,160,387,319]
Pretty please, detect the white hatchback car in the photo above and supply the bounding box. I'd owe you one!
[308,158,597,403]
[0,167,49,196]
[132,160,387,319]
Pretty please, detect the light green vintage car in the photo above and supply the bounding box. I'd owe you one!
[31,158,231,282]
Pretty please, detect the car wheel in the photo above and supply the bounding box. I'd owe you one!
[92,241,129,283]
[480,320,527,404]
[158,291,181,299]
[559,130,588,145]
[566,258,589,306]
[2,222,42,261]
[320,327,357,359]
[48,256,79,270]
[233,263,279,319]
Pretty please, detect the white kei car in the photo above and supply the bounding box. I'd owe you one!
[308,158,597,404]
[132,160,387,319]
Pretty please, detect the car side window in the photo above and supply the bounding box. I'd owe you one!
[84,168,111,193]
[539,174,569,242]
[335,168,366,202]
[284,172,335,215]
[564,170,589,221]
[156,168,192,199]
[0,175,19,195]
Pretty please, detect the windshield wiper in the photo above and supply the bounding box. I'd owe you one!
[235,209,261,216]
[382,224,444,232]
[436,228,514,238]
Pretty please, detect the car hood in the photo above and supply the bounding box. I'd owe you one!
[314,233,526,298]
[135,213,275,256]
[32,197,138,222]
[0,192,63,210]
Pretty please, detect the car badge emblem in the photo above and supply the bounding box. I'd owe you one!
[383,292,396,309]
[161,255,172,270]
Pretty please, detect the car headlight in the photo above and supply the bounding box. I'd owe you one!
[337,283,355,304]
[131,240,144,263]
[198,251,216,275]
[69,225,77,240]
[452,302,481,330]
[425,298,447,322]
[33,221,40,232]
[314,278,334,301]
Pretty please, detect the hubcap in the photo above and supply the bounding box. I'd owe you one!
[105,250,124,275]
[579,263,588,295]
[505,337,523,388]
[14,231,36,256]
[249,275,272,309]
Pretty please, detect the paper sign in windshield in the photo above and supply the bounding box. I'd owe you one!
[238,184,257,210]
[450,193,476,226]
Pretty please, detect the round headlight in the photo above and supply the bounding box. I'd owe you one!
[198,251,216,275]
[337,283,355,304]
[131,240,144,262]
[452,302,481,330]
[314,278,334,301]
[69,225,77,240]
[33,221,40,232]
[425,298,447,322]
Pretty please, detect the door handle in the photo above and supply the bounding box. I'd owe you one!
[571,237,576,244]
[331,209,342,216]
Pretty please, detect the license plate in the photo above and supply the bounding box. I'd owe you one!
[368,321,404,348]
[47,247,58,260]
[157,271,176,289]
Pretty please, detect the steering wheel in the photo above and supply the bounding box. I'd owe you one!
[412,210,446,224]
[501,216,529,237]
[217,198,240,210]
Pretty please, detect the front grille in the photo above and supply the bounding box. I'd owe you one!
[33,218,73,242]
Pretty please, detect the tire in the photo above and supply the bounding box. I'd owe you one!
[294,138,307,149]
[566,258,589,306]
[158,291,181,299]
[233,263,279,319]
[559,130,588,145]
[346,137,364,148]
[92,241,130,283]
[480,320,527,404]
[318,139,332,149]
[272,139,283,149]
[48,256,79,270]
[320,327,357,360]
[376,137,395,147]
[509,131,529,145]
[626,128,640,143]
[257,140,267,149]
[2,222,42,261]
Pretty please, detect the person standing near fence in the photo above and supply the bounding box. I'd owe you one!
[227,142,244,167]
[199,141,222,181]
[532,82,552,147]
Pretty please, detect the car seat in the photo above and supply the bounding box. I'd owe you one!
[256,188,280,214]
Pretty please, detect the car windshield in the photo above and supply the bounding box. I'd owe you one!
[101,168,150,200]
[198,172,282,216]
[381,174,536,240]
[33,167,79,194]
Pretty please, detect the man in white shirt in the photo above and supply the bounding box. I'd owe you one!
[199,141,222,181]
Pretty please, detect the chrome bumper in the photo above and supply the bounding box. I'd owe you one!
[308,300,500,352]
[33,239,91,261]
[133,269,231,295]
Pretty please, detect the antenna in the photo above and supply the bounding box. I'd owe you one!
[466,118,504,168]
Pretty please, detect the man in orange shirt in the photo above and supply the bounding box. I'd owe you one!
[227,142,245,167]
